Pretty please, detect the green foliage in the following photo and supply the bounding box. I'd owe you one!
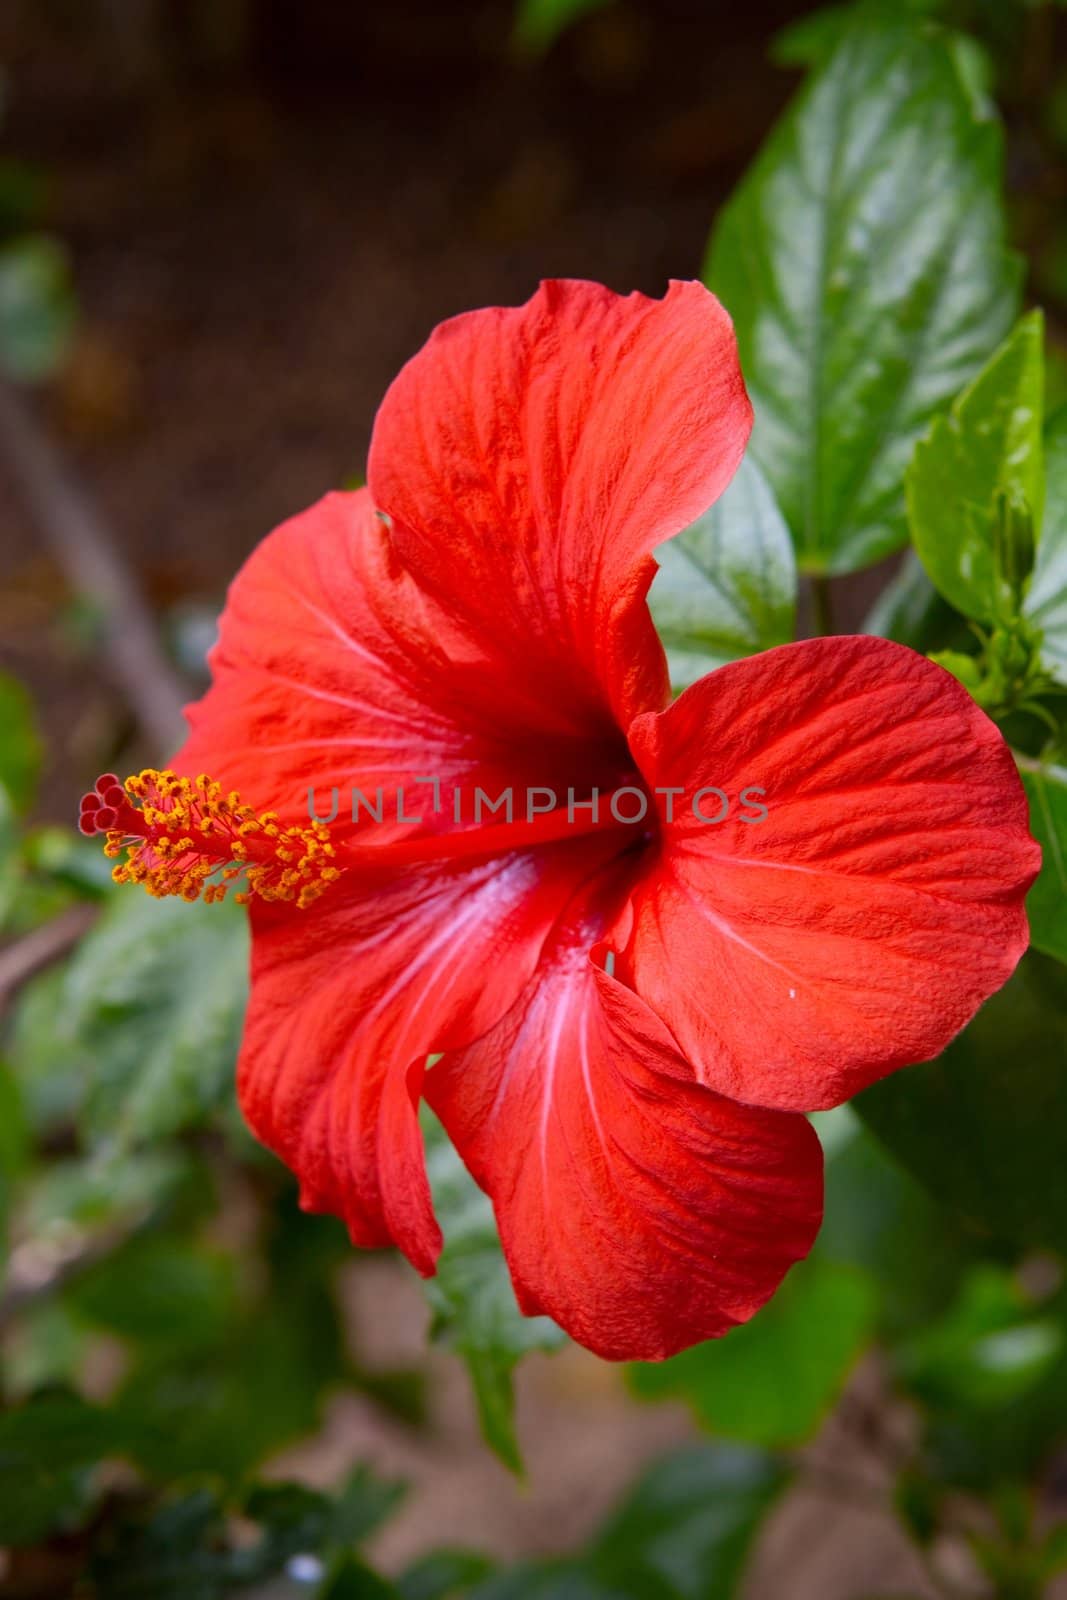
[649,457,796,688]
[898,1267,1067,1492]
[111,1205,352,1483]
[0,1390,134,1545]
[906,321,1067,716]
[88,1468,403,1599]
[468,1446,783,1600]
[628,1257,876,1446]
[856,952,1067,1253]
[422,1109,565,1473]
[9,889,249,1150]
[909,312,1045,624]
[1025,406,1067,687]
[814,1112,984,1338]
[708,13,1020,573]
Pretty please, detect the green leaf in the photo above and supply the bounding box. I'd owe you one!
[627,1257,876,1447]
[0,671,43,814]
[649,457,796,688]
[511,0,613,56]
[1018,757,1067,964]
[36,889,249,1148]
[421,1110,565,1473]
[1023,405,1067,685]
[114,1207,351,1483]
[816,1113,983,1340]
[0,234,76,382]
[909,312,1045,623]
[897,1270,1067,1490]
[856,950,1067,1253]
[65,1232,238,1352]
[707,15,1021,574]
[772,0,941,70]
[585,1444,784,1600]
[897,1267,1062,1414]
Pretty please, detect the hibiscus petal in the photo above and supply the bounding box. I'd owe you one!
[368,279,752,730]
[427,892,823,1361]
[174,488,624,840]
[238,838,621,1274]
[622,636,1041,1112]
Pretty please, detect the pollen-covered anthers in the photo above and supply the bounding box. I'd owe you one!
[78,769,340,909]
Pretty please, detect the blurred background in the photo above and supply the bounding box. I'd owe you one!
[2,3,1067,1599]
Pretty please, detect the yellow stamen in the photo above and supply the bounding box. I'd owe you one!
[100,768,338,910]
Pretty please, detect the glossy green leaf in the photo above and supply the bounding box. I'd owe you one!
[421,1109,565,1474]
[649,456,796,687]
[707,15,1020,573]
[0,671,43,814]
[0,234,76,381]
[1019,757,1067,964]
[856,951,1067,1253]
[628,1257,876,1446]
[909,312,1045,623]
[1023,405,1067,685]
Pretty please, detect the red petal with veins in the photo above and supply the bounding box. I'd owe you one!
[173,488,631,841]
[621,636,1040,1112]
[428,884,822,1360]
[238,837,623,1273]
[368,279,752,732]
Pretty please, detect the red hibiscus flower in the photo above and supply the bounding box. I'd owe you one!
[81,281,1039,1361]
